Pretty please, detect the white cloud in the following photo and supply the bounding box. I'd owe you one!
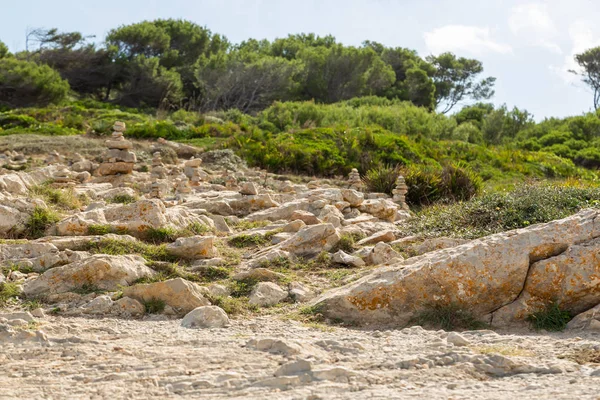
[424,25,512,56]
[551,20,600,84]
[508,3,561,54]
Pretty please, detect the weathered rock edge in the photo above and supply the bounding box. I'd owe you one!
[312,209,600,327]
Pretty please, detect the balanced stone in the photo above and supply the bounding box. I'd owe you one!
[392,175,409,210]
[348,168,363,191]
[97,121,136,176]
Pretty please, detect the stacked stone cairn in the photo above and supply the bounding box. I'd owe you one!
[151,152,167,179]
[184,157,203,186]
[149,178,162,199]
[392,174,410,211]
[45,151,62,165]
[97,121,136,176]
[52,166,75,188]
[348,168,363,191]
[175,175,192,200]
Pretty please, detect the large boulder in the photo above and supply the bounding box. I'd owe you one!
[492,237,600,326]
[311,210,600,327]
[279,224,341,257]
[0,205,25,235]
[181,306,230,329]
[123,278,210,316]
[23,255,154,297]
[166,236,218,259]
[249,282,288,307]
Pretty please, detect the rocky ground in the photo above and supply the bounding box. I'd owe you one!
[2,130,600,398]
[3,316,600,399]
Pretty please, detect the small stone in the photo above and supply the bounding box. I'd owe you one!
[447,332,470,346]
[274,359,312,376]
[240,182,259,196]
[181,306,230,329]
[332,250,365,268]
[249,282,288,307]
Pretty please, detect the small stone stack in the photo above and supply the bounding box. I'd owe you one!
[151,152,167,179]
[52,166,74,188]
[184,157,202,178]
[175,175,192,200]
[222,171,237,189]
[45,151,62,165]
[149,178,162,199]
[97,121,136,176]
[348,168,363,191]
[392,175,409,210]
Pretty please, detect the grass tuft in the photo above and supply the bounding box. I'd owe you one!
[411,303,488,331]
[526,302,572,331]
[143,298,166,314]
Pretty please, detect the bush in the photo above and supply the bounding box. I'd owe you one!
[362,164,401,195]
[411,303,487,331]
[404,163,481,207]
[408,182,600,238]
[527,302,571,331]
[23,207,60,239]
[107,194,137,204]
[143,298,166,314]
[0,58,70,107]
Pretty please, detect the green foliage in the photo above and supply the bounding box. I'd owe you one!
[405,163,482,207]
[0,282,20,306]
[527,302,572,331]
[0,58,70,108]
[23,207,60,239]
[84,238,179,263]
[143,227,179,244]
[107,194,137,204]
[0,41,8,59]
[408,182,600,239]
[573,46,600,109]
[331,233,359,253]
[427,53,496,114]
[204,294,258,315]
[87,224,113,235]
[228,233,270,248]
[362,164,401,195]
[411,303,488,331]
[30,184,83,210]
[143,298,166,314]
[229,278,259,297]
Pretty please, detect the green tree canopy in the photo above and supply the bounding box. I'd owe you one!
[427,52,496,114]
[0,58,70,107]
[572,47,600,109]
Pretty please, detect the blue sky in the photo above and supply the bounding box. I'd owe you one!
[2,0,600,120]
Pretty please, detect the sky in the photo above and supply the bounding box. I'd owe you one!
[2,0,600,120]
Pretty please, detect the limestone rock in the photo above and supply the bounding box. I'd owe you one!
[166,236,218,259]
[290,210,321,225]
[181,306,230,329]
[312,210,600,326]
[332,250,366,267]
[123,278,210,316]
[358,199,398,222]
[249,282,288,307]
[279,224,341,257]
[493,237,600,326]
[341,189,364,208]
[366,242,403,265]
[289,282,316,303]
[357,230,396,246]
[23,255,154,297]
[240,182,259,196]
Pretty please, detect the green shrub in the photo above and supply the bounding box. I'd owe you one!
[143,298,166,314]
[0,58,70,107]
[228,233,269,248]
[87,224,113,235]
[204,295,258,315]
[408,182,600,239]
[0,113,38,129]
[143,227,179,244]
[23,207,60,239]
[404,163,481,207]
[362,164,401,195]
[30,184,83,210]
[0,282,20,306]
[107,194,137,204]
[527,302,571,331]
[411,303,487,331]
